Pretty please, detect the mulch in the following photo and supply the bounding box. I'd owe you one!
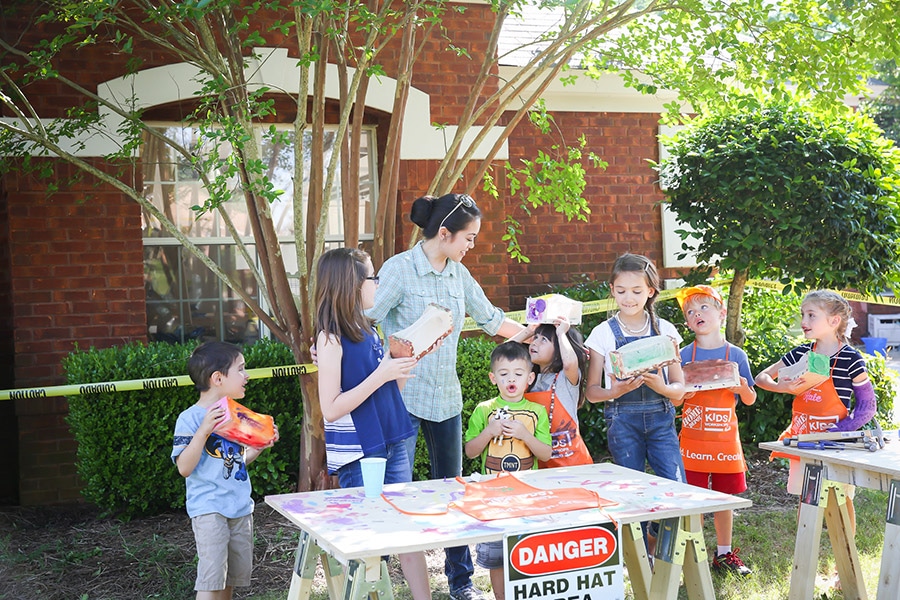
[0,447,792,600]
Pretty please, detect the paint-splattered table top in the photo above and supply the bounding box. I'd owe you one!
[265,462,750,562]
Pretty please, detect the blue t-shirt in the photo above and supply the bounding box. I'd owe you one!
[324,329,416,474]
[171,404,254,519]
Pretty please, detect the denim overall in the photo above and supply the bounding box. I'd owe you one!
[605,317,686,483]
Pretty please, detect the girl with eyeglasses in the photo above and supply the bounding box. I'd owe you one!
[314,247,431,600]
[367,193,525,600]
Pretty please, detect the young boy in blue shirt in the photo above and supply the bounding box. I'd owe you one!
[465,342,552,600]
[172,341,278,600]
[676,286,756,576]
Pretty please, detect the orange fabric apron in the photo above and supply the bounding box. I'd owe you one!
[770,345,848,461]
[525,374,592,469]
[679,345,746,474]
[448,471,616,521]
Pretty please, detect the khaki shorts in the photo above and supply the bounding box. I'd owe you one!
[192,512,253,591]
[787,459,856,500]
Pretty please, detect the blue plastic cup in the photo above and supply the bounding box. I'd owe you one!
[359,457,386,498]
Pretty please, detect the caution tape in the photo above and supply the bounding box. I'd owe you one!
[3,279,896,400]
[0,363,317,401]
[461,288,682,331]
[744,279,900,307]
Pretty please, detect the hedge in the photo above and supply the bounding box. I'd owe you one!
[64,339,301,519]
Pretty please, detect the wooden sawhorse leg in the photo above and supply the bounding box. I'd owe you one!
[343,558,395,600]
[287,531,346,600]
[620,522,652,600]
[650,515,715,600]
[789,464,866,600]
[876,479,900,599]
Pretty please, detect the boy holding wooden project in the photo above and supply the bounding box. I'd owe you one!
[676,285,756,576]
[172,341,279,600]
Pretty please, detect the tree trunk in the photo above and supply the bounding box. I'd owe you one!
[726,269,749,347]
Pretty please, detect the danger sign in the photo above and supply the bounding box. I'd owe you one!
[504,523,624,600]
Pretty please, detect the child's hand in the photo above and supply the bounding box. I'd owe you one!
[200,404,227,437]
[683,390,697,400]
[782,376,811,395]
[501,419,529,440]
[309,339,318,366]
[485,418,505,442]
[553,317,571,336]
[259,424,280,450]
[610,375,644,399]
[641,370,668,393]
[728,377,750,395]
[377,355,417,383]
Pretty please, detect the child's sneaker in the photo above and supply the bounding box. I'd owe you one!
[712,548,752,576]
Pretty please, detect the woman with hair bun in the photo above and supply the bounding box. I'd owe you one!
[368,193,524,600]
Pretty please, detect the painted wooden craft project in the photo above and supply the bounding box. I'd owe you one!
[609,335,680,379]
[212,396,276,448]
[388,303,453,360]
[683,359,740,391]
[778,351,830,394]
[525,294,583,325]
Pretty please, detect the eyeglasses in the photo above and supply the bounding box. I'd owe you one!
[365,275,380,284]
[438,194,475,231]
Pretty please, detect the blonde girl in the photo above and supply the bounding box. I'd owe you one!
[314,247,431,600]
[756,290,875,533]
[584,253,686,482]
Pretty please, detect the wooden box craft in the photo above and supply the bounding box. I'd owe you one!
[609,335,680,379]
[212,396,276,448]
[525,294,583,325]
[683,359,740,391]
[388,303,453,360]
[778,351,830,395]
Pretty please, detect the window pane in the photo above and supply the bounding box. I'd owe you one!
[142,123,376,344]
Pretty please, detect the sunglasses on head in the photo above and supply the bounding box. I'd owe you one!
[438,194,475,231]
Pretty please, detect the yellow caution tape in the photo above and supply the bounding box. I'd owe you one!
[0,364,317,401]
[3,280,895,400]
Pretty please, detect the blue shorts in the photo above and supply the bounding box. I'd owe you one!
[475,540,504,569]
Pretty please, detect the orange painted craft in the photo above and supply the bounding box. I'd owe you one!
[211,396,276,448]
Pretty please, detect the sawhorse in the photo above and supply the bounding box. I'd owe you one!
[287,530,394,600]
[622,514,716,600]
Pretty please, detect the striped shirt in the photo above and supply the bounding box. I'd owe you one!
[781,343,867,408]
[367,242,505,422]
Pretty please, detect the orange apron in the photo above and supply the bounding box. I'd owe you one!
[770,345,848,461]
[525,374,592,469]
[448,471,615,521]
[679,345,746,474]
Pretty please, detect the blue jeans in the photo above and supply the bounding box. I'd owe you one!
[605,399,685,483]
[336,442,412,489]
[404,413,474,593]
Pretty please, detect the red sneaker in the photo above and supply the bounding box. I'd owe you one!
[712,548,752,576]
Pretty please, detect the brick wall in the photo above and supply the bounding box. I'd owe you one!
[0,174,19,503]
[5,161,146,504]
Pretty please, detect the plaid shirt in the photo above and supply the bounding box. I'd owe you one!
[367,242,505,421]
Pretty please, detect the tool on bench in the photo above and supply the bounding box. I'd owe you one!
[782,421,887,452]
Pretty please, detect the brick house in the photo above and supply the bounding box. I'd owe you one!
[0,3,873,505]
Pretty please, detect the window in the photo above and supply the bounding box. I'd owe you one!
[142,124,377,344]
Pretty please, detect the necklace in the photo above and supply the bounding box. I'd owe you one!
[616,311,650,335]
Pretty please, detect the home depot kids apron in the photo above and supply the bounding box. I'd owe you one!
[525,373,592,469]
[770,345,847,461]
[679,344,746,474]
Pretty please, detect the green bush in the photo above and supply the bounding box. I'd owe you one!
[736,288,804,443]
[64,339,301,518]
